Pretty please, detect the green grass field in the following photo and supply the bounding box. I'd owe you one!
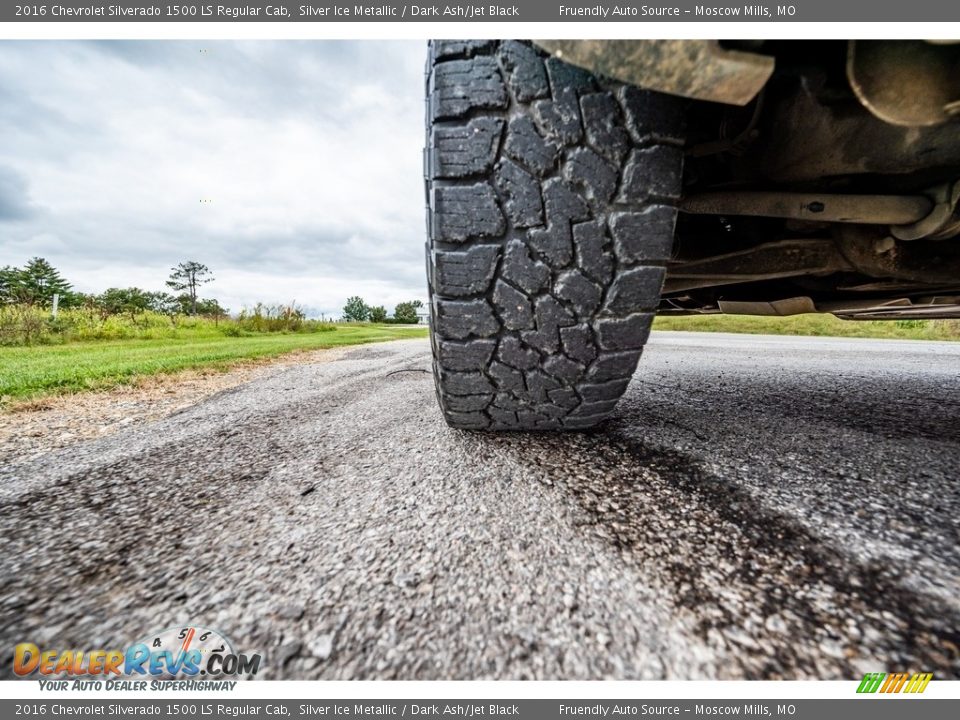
[653,314,960,342]
[3,308,958,408]
[0,324,427,405]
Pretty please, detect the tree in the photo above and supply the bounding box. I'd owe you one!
[342,296,369,322]
[172,294,195,315]
[195,298,229,324]
[368,305,387,323]
[53,290,84,309]
[393,300,424,324]
[98,287,152,321]
[6,257,72,307]
[0,265,22,304]
[72,292,100,315]
[166,261,214,316]
[141,291,180,325]
[145,291,179,316]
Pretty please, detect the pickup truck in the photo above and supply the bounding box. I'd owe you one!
[424,40,960,429]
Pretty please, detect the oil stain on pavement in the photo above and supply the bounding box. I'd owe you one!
[1,334,958,680]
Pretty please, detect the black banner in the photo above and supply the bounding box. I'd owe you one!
[3,0,960,22]
[2,699,958,720]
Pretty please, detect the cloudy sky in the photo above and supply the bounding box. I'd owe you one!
[0,40,428,317]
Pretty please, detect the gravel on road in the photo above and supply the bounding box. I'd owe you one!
[1,332,958,680]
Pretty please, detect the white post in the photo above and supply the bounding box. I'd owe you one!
[51,293,60,319]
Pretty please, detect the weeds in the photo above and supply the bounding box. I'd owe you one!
[653,314,960,341]
[234,303,335,334]
[0,303,337,346]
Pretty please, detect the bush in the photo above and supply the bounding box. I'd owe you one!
[393,300,423,324]
[932,319,960,337]
[0,303,337,346]
[342,296,369,322]
[235,303,334,333]
[0,304,50,345]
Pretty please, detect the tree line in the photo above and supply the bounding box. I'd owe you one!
[1,258,426,324]
[0,257,226,319]
[342,296,424,324]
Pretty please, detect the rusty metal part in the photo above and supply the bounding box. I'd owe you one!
[663,239,849,294]
[534,40,774,106]
[892,182,960,240]
[730,77,960,185]
[847,40,960,127]
[681,191,933,226]
[826,296,960,320]
[688,92,765,158]
[663,229,960,297]
[717,297,817,316]
[659,295,960,319]
[836,227,960,285]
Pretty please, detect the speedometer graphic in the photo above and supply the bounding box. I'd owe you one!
[126,625,236,679]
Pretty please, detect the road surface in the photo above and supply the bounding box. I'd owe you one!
[2,332,959,680]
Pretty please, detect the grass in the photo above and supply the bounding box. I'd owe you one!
[0,304,342,345]
[0,324,427,405]
[653,314,960,341]
[4,303,957,408]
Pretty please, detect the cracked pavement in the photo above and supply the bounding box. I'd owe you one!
[2,332,958,679]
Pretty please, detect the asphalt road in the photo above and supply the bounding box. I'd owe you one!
[2,332,959,680]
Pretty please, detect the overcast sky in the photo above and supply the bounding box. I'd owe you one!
[0,40,428,317]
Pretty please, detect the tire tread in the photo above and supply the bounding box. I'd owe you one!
[426,41,683,430]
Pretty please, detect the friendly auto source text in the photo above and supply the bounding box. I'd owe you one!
[557,5,796,16]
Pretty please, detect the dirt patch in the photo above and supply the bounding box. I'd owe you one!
[1,347,345,463]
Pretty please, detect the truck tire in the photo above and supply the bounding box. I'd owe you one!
[425,40,684,430]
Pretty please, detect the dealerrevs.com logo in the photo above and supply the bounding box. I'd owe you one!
[13,626,262,684]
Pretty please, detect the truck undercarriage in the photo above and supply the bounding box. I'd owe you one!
[543,40,960,320]
[425,39,959,429]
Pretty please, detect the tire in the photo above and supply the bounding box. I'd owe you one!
[425,40,684,430]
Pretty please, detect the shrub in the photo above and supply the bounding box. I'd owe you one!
[0,304,51,345]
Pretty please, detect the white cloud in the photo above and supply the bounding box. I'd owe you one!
[0,40,429,317]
